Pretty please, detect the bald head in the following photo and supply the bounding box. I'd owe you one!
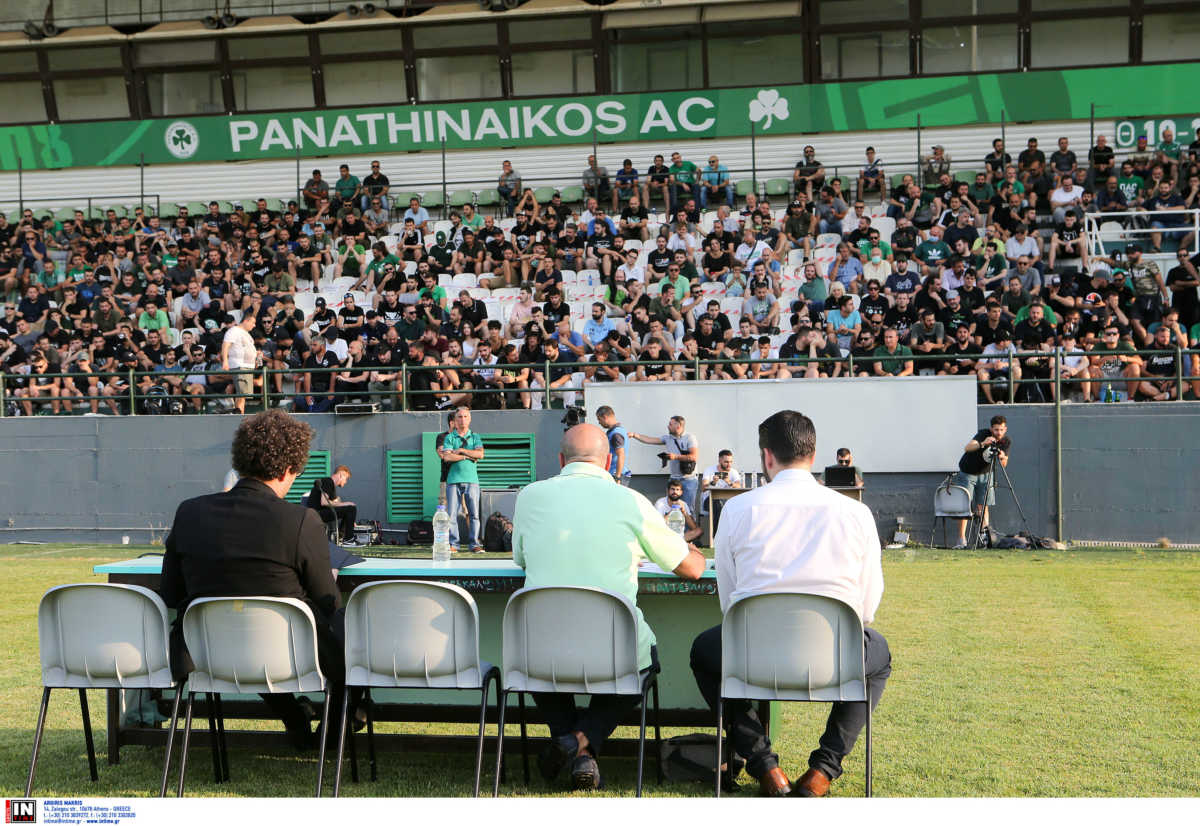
[559,423,610,468]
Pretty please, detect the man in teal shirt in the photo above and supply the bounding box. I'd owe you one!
[333,163,362,214]
[439,406,485,551]
[512,423,705,790]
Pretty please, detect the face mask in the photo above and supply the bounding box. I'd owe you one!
[871,255,882,264]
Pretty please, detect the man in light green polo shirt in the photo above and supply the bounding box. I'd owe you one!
[439,407,485,552]
[512,423,705,791]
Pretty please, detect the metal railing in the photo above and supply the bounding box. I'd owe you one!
[3,348,1196,418]
[1084,207,1200,260]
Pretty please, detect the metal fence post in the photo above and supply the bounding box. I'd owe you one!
[847,351,854,376]
[1054,352,1063,542]
[128,369,137,415]
[261,364,269,410]
[543,360,552,409]
[1007,351,1015,403]
[296,146,302,205]
[441,137,448,220]
[139,152,145,210]
[915,113,922,185]
[750,120,757,196]
[400,361,408,411]
[1175,345,1184,401]
[0,373,5,417]
[17,157,23,213]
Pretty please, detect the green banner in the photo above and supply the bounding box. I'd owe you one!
[1114,115,1200,148]
[1,63,1197,172]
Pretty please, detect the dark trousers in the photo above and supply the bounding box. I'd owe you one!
[690,625,891,780]
[530,646,657,756]
[329,504,357,540]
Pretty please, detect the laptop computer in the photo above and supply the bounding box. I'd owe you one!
[823,465,859,488]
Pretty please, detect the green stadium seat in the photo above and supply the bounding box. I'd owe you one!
[833,176,852,193]
[53,207,78,222]
[420,190,444,208]
[558,185,584,205]
[954,170,980,184]
[735,179,756,197]
[765,178,790,196]
[185,201,207,217]
[265,198,286,212]
[447,190,475,208]
[475,189,500,208]
[533,186,556,203]
[890,173,909,188]
[395,191,421,207]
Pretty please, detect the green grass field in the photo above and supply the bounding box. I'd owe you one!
[1,543,1197,798]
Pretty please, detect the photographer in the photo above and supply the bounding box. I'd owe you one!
[630,415,701,511]
[953,414,1010,548]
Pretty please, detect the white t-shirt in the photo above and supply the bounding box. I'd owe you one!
[222,325,256,369]
[654,497,693,517]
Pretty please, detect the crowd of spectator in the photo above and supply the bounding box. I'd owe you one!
[2,128,1199,416]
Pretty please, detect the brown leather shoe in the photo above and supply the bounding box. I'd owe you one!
[757,766,792,797]
[791,767,831,797]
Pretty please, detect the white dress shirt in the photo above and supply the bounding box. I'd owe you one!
[714,467,883,622]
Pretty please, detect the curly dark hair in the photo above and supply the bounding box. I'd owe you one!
[230,410,314,482]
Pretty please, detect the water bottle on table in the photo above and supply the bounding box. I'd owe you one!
[667,504,686,537]
[432,505,452,565]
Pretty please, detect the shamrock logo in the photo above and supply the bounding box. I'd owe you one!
[163,120,200,160]
[749,89,789,131]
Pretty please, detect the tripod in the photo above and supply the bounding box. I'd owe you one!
[970,450,1033,549]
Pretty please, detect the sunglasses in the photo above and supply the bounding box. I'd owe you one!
[837,459,851,466]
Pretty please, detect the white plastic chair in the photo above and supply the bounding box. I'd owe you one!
[334,581,500,797]
[932,478,975,547]
[492,586,662,797]
[28,583,179,797]
[177,597,329,797]
[716,592,872,797]
[816,232,842,248]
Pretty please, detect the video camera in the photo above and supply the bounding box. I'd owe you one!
[561,405,586,430]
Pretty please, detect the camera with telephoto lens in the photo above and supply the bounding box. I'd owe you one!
[561,405,586,430]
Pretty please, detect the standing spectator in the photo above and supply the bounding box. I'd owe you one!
[700,155,735,209]
[439,406,485,553]
[1088,135,1115,190]
[644,154,672,213]
[497,160,521,218]
[629,415,700,512]
[1049,137,1078,181]
[583,154,611,206]
[220,312,257,414]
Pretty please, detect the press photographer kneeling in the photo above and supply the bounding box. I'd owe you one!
[954,415,1010,549]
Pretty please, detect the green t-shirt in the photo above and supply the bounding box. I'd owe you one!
[670,161,698,185]
[337,243,366,275]
[368,253,402,277]
[872,344,913,375]
[858,239,892,259]
[443,430,483,485]
[800,275,828,302]
[66,266,91,283]
[463,213,485,231]
[334,174,361,199]
[419,285,447,305]
[38,268,64,289]
[968,183,995,203]
[1156,139,1181,160]
[1117,175,1143,203]
[915,240,952,266]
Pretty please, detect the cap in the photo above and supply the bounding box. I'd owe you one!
[344,292,354,300]
[933,144,944,150]
[167,240,178,247]
[1125,243,1141,253]
[315,296,327,307]
[436,231,446,243]
[945,289,960,299]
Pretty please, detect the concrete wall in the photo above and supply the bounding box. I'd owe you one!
[1,402,1198,544]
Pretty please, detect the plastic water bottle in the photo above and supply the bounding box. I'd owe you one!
[432,505,452,564]
[667,505,686,537]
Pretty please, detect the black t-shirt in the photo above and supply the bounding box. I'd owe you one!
[883,304,918,341]
[303,351,337,393]
[694,327,724,358]
[621,205,648,224]
[1144,341,1175,377]
[976,318,1014,347]
[859,294,889,319]
[1013,318,1055,346]
[543,300,569,326]
[646,248,673,274]
[942,341,981,373]
[638,350,670,377]
[958,429,1011,475]
[1055,222,1082,244]
[339,305,365,332]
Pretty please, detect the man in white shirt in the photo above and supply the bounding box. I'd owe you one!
[734,229,770,270]
[699,449,743,517]
[690,410,890,798]
[220,313,257,414]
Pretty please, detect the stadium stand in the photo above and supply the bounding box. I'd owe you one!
[2,128,1199,415]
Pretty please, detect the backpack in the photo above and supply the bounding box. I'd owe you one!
[482,512,513,553]
[659,733,744,791]
[407,518,433,545]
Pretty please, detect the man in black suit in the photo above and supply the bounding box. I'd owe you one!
[162,409,348,748]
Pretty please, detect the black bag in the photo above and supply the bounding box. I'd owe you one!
[678,459,697,476]
[660,733,744,791]
[407,518,433,544]
[482,512,513,553]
